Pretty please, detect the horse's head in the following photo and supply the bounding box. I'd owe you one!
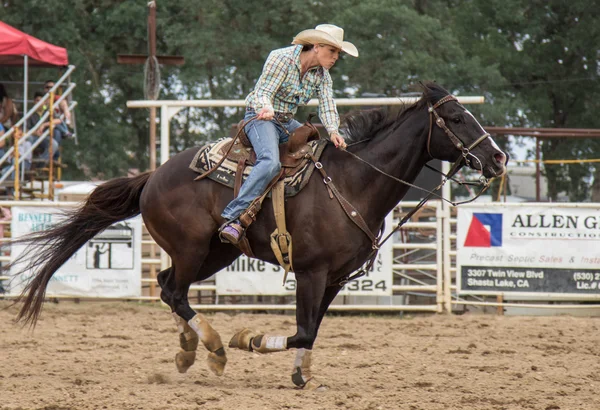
[423,83,507,178]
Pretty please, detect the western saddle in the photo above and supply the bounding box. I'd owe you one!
[197,116,321,276]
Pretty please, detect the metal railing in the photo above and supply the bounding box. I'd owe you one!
[0,99,77,186]
[0,201,447,312]
[2,66,76,143]
[0,68,77,198]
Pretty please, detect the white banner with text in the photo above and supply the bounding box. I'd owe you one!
[457,204,600,296]
[216,214,394,296]
[9,207,142,298]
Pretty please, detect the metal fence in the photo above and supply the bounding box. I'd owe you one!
[0,200,449,312]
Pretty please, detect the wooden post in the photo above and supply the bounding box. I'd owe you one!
[149,108,157,170]
[496,294,504,315]
[116,1,183,299]
[148,3,157,173]
[116,0,184,173]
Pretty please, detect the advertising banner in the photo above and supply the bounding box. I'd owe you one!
[8,207,142,298]
[457,205,600,296]
[216,214,394,296]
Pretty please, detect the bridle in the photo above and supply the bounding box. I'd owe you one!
[336,95,497,284]
[427,94,491,173]
[343,94,494,209]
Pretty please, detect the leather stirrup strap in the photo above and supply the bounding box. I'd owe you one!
[237,237,255,258]
[232,159,254,258]
[270,181,293,281]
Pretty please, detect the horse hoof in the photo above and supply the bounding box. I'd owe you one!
[207,350,227,376]
[229,328,255,351]
[175,350,196,374]
[303,378,327,392]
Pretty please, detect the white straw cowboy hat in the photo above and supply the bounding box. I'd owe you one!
[292,24,359,57]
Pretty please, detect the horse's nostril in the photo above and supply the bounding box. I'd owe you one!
[494,153,506,165]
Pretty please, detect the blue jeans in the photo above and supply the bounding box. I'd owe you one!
[53,122,68,145]
[221,109,302,221]
[39,137,60,161]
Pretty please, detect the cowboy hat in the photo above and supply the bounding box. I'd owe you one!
[292,24,359,57]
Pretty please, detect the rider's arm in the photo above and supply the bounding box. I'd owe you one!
[59,100,71,125]
[316,71,340,137]
[253,51,289,112]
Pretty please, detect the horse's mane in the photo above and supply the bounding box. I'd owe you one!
[342,82,450,143]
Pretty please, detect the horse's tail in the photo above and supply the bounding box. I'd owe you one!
[10,171,152,326]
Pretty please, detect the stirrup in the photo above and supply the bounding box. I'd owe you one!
[218,221,245,245]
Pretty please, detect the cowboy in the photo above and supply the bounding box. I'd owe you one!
[219,24,359,244]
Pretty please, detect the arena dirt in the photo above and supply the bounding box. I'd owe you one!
[1,301,600,410]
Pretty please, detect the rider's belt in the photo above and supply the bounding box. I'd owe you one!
[275,112,294,123]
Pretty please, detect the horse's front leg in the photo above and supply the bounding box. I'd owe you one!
[229,270,328,389]
[290,283,343,389]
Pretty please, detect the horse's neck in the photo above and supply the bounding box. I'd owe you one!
[343,110,430,222]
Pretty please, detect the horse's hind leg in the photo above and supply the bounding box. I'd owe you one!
[167,239,242,375]
[171,252,227,376]
[157,267,174,305]
[157,266,200,373]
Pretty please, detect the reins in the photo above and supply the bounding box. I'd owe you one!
[189,101,493,288]
[333,95,493,285]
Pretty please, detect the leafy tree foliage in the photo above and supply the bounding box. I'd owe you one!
[447,0,600,201]
[1,0,598,202]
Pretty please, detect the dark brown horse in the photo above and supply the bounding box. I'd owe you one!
[11,83,507,389]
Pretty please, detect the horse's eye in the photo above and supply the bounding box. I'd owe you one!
[451,117,461,124]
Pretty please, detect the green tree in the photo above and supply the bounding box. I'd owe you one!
[1,1,154,178]
[3,0,554,187]
[448,0,600,201]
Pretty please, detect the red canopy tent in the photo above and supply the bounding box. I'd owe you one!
[0,21,68,66]
[0,21,69,132]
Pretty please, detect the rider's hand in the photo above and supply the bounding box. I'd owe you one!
[331,133,347,149]
[257,106,274,121]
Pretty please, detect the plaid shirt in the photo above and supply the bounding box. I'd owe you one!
[245,45,340,135]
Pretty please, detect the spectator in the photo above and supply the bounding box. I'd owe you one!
[13,127,32,173]
[28,90,59,161]
[26,91,44,130]
[43,80,73,144]
[0,83,18,129]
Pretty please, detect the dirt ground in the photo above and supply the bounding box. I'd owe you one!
[1,302,600,410]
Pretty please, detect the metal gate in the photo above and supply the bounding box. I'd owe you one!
[0,200,447,312]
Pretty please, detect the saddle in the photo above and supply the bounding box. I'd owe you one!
[223,119,320,174]
[192,118,379,281]
[196,117,320,271]
[231,119,320,270]
[213,118,319,213]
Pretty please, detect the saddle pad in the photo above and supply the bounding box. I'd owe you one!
[189,138,328,197]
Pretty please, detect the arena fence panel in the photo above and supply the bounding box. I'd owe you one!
[0,200,445,312]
